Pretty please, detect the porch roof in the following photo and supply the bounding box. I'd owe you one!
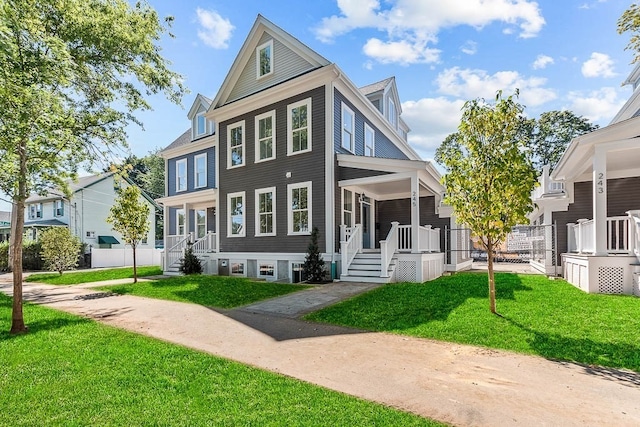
[552,115,640,182]
[337,154,444,200]
[155,188,217,209]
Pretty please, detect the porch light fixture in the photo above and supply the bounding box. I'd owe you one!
[286,171,292,178]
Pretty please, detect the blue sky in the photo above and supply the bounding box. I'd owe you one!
[127,0,634,161]
[0,0,634,211]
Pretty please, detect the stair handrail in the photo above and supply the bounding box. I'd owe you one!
[340,224,362,276]
[380,221,399,278]
[627,210,640,256]
[192,231,217,254]
[166,234,190,269]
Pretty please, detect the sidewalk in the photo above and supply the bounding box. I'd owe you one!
[1,277,639,427]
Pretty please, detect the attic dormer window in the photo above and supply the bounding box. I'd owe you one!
[196,113,206,137]
[256,40,273,79]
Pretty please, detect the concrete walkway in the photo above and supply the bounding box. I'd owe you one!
[1,276,640,426]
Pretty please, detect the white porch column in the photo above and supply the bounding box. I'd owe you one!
[593,145,607,256]
[411,174,420,253]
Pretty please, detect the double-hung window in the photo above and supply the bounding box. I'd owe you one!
[388,98,397,129]
[176,209,185,236]
[341,103,355,153]
[255,111,275,162]
[343,189,353,227]
[228,192,245,237]
[176,159,187,192]
[256,39,273,79]
[54,200,64,217]
[195,209,206,239]
[195,113,207,137]
[255,187,276,236]
[364,123,375,157]
[287,98,311,155]
[227,121,245,168]
[288,181,311,235]
[194,153,207,188]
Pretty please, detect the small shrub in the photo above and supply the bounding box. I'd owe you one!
[0,241,8,271]
[180,244,202,275]
[40,228,81,275]
[22,240,43,271]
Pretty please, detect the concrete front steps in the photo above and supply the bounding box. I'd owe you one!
[339,252,396,284]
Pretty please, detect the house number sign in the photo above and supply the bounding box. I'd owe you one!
[596,172,605,194]
[412,191,417,207]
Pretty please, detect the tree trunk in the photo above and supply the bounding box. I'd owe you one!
[132,244,137,284]
[10,143,28,334]
[487,240,497,314]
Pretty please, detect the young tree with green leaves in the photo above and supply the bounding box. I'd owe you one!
[0,0,184,334]
[40,227,81,275]
[107,185,150,284]
[436,91,537,314]
[619,4,640,63]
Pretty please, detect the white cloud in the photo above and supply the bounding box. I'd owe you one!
[196,8,234,49]
[581,52,616,78]
[532,54,554,70]
[566,87,624,122]
[363,37,440,65]
[402,97,466,158]
[314,0,545,64]
[460,40,477,55]
[435,67,557,107]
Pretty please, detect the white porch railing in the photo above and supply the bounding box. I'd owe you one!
[397,224,440,252]
[166,233,191,268]
[192,231,217,255]
[340,224,362,276]
[166,235,184,250]
[628,210,640,256]
[380,222,399,278]
[567,216,636,254]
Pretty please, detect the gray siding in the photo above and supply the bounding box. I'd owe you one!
[554,176,640,259]
[218,86,326,253]
[228,32,319,104]
[377,196,450,250]
[334,89,409,160]
[167,147,216,196]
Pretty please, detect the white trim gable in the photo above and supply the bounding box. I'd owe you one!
[210,14,330,110]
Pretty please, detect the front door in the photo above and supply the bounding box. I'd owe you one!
[361,197,372,249]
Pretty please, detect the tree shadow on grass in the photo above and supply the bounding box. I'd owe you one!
[503,316,640,385]
[0,313,90,342]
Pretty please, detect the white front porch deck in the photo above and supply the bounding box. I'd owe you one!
[563,211,640,295]
[339,222,444,283]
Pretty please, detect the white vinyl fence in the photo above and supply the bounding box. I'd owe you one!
[91,248,163,268]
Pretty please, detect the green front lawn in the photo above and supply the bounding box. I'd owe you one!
[98,275,310,308]
[26,266,163,285]
[0,294,442,426]
[307,273,640,372]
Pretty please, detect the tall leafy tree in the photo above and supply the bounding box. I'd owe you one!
[436,91,537,314]
[107,184,150,284]
[619,4,640,63]
[0,0,184,334]
[525,111,598,174]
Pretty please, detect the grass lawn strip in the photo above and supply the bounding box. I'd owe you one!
[306,272,640,372]
[0,294,442,426]
[26,266,163,285]
[98,275,311,309]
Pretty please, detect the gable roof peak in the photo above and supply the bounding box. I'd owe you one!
[359,76,395,95]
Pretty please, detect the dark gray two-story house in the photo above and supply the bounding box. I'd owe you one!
[157,15,471,283]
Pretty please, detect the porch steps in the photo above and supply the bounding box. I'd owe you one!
[340,253,397,284]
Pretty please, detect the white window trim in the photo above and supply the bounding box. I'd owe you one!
[287,98,312,156]
[54,200,64,217]
[227,191,246,238]
[388,98,397,129]
[195,209,207,239]
[227,120,245,169]
[256,39,274,79]
[341,102,355,153]
[194,153,207,189]
[287,181,312,236]
[364,123,375,157]
[342,188,353,227]
[258,261,276,279]
[254,110,276,163]
[255,186,276,237]
[176,209,185,236]
[195,112,207,138]
[176,158,187,193]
